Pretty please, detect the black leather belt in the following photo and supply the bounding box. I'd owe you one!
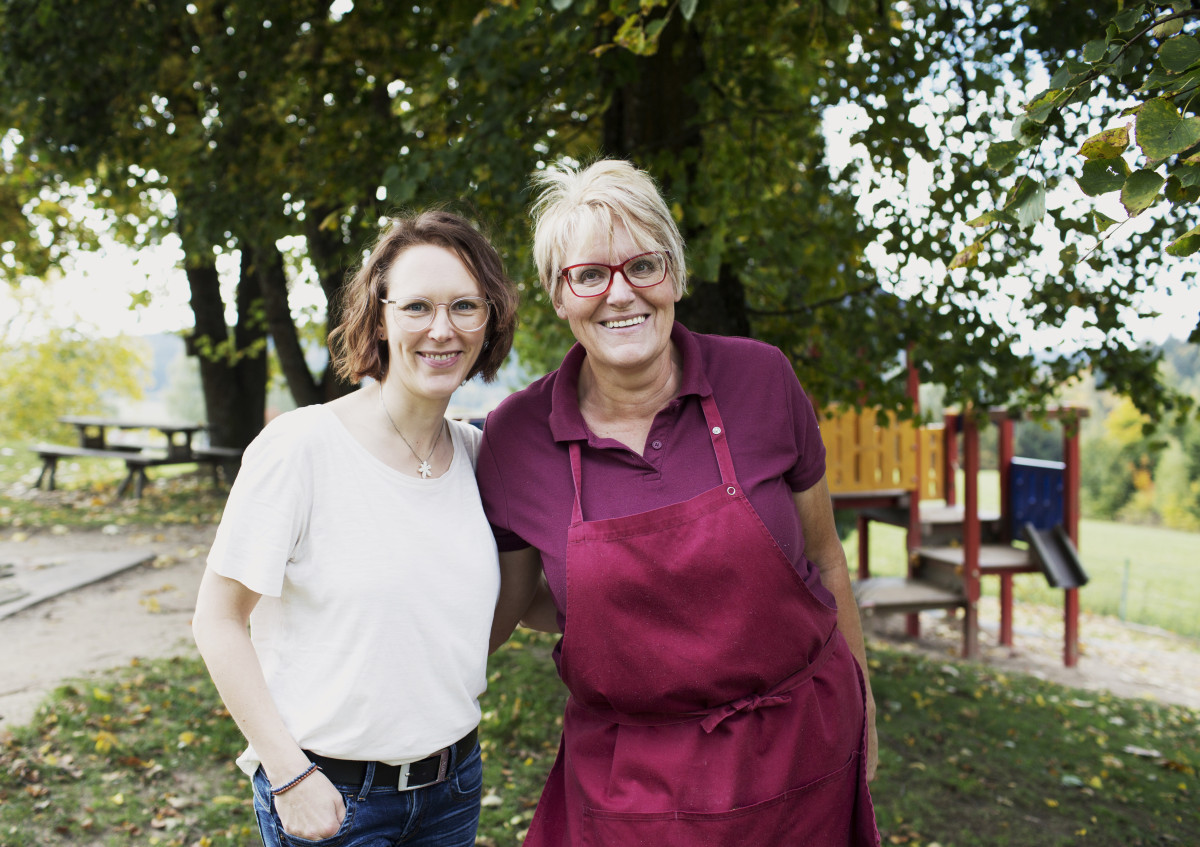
[305,728,477,792]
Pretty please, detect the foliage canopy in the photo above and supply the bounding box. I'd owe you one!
[0,0,1196,439]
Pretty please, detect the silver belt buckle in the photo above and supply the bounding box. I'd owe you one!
[396,747,452,792]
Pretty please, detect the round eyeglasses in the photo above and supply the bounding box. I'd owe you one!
[560,251,670,298]
[380,296,491,332]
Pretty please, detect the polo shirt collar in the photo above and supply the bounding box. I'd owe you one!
[548,321,713,443]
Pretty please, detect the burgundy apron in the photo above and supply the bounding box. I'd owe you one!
[524,394,880,847]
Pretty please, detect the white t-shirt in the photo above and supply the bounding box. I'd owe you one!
[206,405,499,776]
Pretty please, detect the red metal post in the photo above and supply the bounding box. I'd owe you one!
[961,412,981,659]
[943,412,958,507]
[996,415,1015,645]
[857,513,870,580]
[906,349,922,555]
[999,574,1014,647]
[1062,417,1082,667]
[905,353,922,639]
[997,416,1014,543]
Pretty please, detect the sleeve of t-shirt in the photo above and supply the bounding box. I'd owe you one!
[777,348,827,493]
[205,412,312,597]
[476,411,533,553]
[456,419,483,470]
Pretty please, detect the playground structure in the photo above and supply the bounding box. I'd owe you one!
[824,389,1090,667]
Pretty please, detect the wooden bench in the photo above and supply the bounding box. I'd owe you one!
[31,443,178,499]
[192,445,244,487]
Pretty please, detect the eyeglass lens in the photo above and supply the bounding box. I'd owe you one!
[390,297,489,331]
[565,252,667,295]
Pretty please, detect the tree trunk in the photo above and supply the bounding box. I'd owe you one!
[185,259,235,446]
[184,252,268,449]
[254,243,324,408]
[231,248,268,445]
[306,209,358,401]
[601,13,750,338]
[675,263,752,338]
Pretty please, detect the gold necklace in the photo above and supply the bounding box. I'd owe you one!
[378,385,444,479]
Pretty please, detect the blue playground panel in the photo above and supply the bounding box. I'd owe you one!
[1009,457,1065,539]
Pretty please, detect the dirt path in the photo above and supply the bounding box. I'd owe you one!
[865,599,1200,708]
[1,525,1196,733]
[0,525,215,730]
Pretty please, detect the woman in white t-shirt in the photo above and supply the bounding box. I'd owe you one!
[192,210,519,847]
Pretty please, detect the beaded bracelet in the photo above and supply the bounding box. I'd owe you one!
[270,762,320,797]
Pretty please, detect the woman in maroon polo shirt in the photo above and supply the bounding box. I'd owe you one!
[478,159,880,846]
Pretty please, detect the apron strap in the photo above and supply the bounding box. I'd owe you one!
[568,393,737,525]
[568,441,584,525]
[699,394,737,485]
[571,626,842,732]
[698,626,840,733]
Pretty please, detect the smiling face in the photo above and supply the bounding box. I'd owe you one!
[554,221,680,379]
[380,244,486,407]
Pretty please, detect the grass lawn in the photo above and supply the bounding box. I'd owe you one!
[1,453,1197,845]
[1,633,1195,846]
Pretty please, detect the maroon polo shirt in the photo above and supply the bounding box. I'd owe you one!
[477,322,836,621]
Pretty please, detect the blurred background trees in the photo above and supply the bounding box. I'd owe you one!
[1,0,1196,458]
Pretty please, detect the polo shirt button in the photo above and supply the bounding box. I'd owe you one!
[712,427,722,435]
[651,440,662,450]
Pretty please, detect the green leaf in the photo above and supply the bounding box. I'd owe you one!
[1138,65,1185,92]
[1048,63,1073,90]
[1059,244,1079,268]
[1166,224,1200,256]
[825,0,850,14]
[1078,157,1131,196]
[1082,39,1108,63]
[1113,6,1145,33]
[967,209,1018,227]
[948,239,984,270]
[680,0,699,20]
[1158,68,1200,96]
[1158,35,1200,73]
[1079,124,1130,160]
[987,140,1025,170]
[1136,98,1200,160]
[1092,210,1119,233]
[1178,164,1200,188]
[1005,178,1047,230]
[1120,168,1166,215]
[1024,89,1062,124]
[1011,115,1041,145]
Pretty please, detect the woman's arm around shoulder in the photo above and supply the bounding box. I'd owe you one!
[490,547,560,653]
[793,475,879,782]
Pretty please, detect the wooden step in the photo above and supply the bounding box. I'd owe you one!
[916,543,1035,575]
[852,576,966,615]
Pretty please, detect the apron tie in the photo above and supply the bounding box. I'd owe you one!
[700,692,793,733]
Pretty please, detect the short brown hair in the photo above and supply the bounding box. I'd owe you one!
[328,210,519,384]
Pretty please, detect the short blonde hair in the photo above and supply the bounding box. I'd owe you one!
[530,159,688,305]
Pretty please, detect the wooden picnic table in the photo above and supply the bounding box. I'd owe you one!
[30,416,241,499]
[57,415,206,462]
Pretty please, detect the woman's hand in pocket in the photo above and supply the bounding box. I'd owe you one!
[276,772,346,840]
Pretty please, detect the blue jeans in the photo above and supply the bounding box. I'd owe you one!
[251,743,483,847]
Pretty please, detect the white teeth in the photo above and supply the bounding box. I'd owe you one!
[603,316,646,329]
[423,352,456,361]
